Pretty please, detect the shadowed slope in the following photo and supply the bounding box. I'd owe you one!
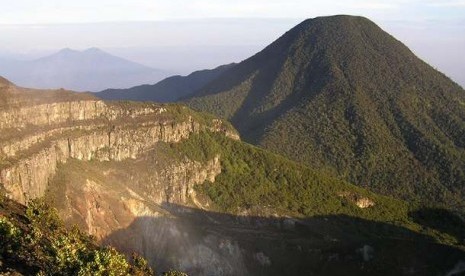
[97,63,235,102]
[103,203,465,276]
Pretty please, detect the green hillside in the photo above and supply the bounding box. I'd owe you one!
[184,15,465,211]
[41,130,465,275]
[172,132,465,245]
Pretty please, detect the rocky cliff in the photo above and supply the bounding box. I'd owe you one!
[0,79,252,274]
[0,80,238,204]
[46,154,221,239]
[2,77,464,276]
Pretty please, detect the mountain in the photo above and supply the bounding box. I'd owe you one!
[0,48,170,92]
[96,63,235,102]
[1,77,464,275]
[184,15,465,211]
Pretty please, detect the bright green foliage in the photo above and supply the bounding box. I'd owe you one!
[0,197,154,275]
[0,217,21,255]
[49,226,94,273]
[26,198,63,231]
[184,15,465,212]
[77,247,129,276]
[173,132,465,246]
[130,253,154,276]
[174,132,410,222]
[162,270,188,276]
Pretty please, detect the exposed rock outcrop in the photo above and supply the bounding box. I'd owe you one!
[49,155,221,239]
[338,191,375,208]
[0,83,238,204]
[0,79,245,275]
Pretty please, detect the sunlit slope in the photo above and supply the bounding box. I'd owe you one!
[185,15,465,210]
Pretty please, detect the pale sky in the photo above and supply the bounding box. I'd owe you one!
[0,0,464,86]
[1,0,465,24]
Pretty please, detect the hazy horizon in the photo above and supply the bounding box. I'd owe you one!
[1,1,464,87]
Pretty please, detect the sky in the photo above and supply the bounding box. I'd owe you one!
[1,0,465,24]
[0,0,464,85]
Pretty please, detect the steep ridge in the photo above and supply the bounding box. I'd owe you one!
[0,79,237,204]
[44,131,465,275]
[96,63,236,102]
[1,77,465,275]
[0,196,154,275]
[185,15,465,210]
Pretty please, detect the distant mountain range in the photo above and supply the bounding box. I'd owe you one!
[96,63,235,102]
[2,15,465,275]
[0,48,170,92]
[183,15,465,211]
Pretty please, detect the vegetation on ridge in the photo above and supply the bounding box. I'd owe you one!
[96,64,236,102]
[184,15,465,212]
[0,194,187,275]
[171,132,465,247]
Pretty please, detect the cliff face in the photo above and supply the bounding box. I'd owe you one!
[0,79,252,274]
[0,81,238,204]
[47,155,221,239]
[3,78,463,276]
[0,100,107,129]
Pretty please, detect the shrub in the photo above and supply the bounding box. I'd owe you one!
[1,197,155,275]
[26,198,62,231]
[162,270,188,276]
[78,247,130,276]
[131,253,154,275]
[0,216,21,255]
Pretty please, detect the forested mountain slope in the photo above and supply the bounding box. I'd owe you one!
[2,76,464,275]
[185,15,465,211]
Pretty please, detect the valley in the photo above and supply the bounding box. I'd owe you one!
[1,14,465,276]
